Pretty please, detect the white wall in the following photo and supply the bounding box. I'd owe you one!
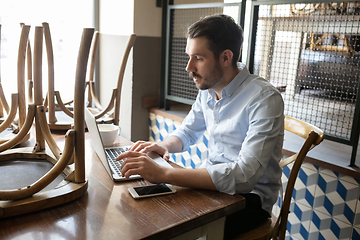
[134,0,162,37]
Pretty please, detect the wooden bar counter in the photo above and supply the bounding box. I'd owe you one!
[0,131,245,240]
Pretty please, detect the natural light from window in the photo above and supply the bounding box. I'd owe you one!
[0,0,93,103]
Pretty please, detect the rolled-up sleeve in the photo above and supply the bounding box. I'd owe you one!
[169,92,207,151]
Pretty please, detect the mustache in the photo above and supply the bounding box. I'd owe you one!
[189,72,201,79]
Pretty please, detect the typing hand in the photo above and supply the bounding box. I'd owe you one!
[116,151,166,183]
[129,141,170,161]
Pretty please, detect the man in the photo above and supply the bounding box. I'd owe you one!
[117,14,284,238]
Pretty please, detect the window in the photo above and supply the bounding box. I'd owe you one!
[0,0,94,102]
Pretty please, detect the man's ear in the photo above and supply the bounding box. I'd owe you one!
[220,50,233,67]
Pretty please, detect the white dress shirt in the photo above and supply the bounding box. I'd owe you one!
[169,63,284,214]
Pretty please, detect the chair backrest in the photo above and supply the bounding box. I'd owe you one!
[113,34,136,125]
[20,22,33,104]
[0,24,10,117]
[269,115,324,240]
[88,34,136,123]
[17,24,31,128]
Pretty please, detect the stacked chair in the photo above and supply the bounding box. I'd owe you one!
[42,22,136,130]
[0,24,32,145]
[0,24,94,218]
[85,33,136,126]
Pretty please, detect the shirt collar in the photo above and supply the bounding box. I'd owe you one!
[223,63,250,98]
[208,62,250,100]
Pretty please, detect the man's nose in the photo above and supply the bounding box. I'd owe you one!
[186,58,195,73]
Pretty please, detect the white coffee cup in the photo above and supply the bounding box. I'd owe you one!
[98,124,120,147]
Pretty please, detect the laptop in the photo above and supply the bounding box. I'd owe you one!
[84,108,172,181]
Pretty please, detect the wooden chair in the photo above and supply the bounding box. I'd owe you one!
[0,24,14,123]
[20,22,33,104]
[42,21,136,129]
[0,24,31,145]
[233,115,324,240]
[41,22,76,130]
[0,26,94,218]
[42,22,94,130]
[56,32,137,126]
[0,24,9,122]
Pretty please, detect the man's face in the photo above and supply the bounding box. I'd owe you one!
[185,37,224,90]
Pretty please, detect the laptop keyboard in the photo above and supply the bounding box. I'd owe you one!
[105,147,129,177]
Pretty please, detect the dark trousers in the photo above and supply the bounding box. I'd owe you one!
[223,193,270,240]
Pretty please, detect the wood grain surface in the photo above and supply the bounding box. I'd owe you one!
[0,132,245,240]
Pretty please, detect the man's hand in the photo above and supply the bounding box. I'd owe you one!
[115,137,217,190]
[129,141,170,161]
[117,148,216,191]
[116,151,167,183]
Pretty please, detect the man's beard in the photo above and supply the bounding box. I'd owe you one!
[188,63,223,90]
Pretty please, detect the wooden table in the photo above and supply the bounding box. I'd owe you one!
[0,132,245,240]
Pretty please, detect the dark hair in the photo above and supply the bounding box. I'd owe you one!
[187,14,243,68]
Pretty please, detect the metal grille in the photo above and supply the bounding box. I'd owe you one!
[252,2,360,141]
[167,4,241,102]
[164,1,360,164]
